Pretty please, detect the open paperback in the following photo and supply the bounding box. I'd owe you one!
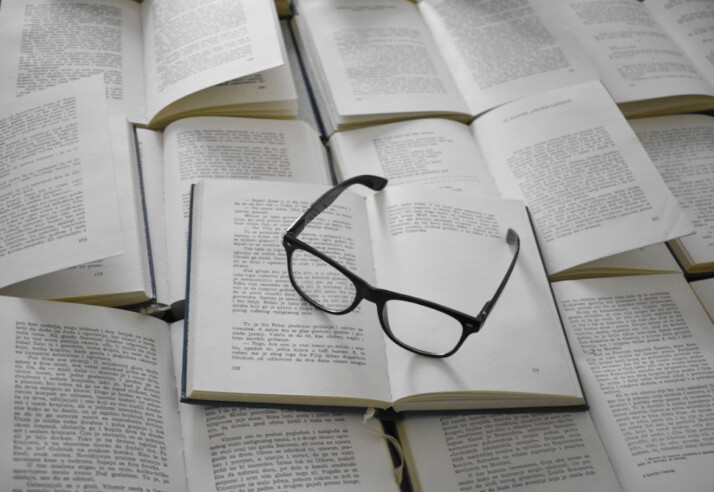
[292,0,714,135]
[182,178,584,411]
[0,294,401,491]
[330,80,692,280]
[1,115,330,308]
[0,0,291,128]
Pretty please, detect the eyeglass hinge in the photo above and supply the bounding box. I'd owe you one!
[477,300,492,322]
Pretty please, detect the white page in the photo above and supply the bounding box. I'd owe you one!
[418,0,597,116]
[0,77,123,288]
[0,0,146,123]
[474,80,693,275]
[366,185,582,410]
[185,180,392,406]
[554,273,714,492]
[141,0,283,124]
[148,11,299,128]
[645,0,714,84]
[0,118,150,305]
[400,411,622,492]
[171,321,399,492]
[630,114,714,269]
[0,296,187,492]
[295,0,468,118]
[553,0,714,108]
[331,118,500,196]
[162,116,330,305]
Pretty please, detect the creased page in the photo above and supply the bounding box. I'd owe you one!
[474,80,693,276]
[331,117,500,196]
[553,273,714,492]
[0,0,146,123]
[366,185,582,411]
[162,116,329,305]
[185,179,392,407]
[0,77,123,289]
[418,0,597,116]
[0,296,187,492]
[141,0,283,125]
[399,412,623,492]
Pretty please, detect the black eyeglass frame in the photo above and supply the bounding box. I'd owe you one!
[282,175,520,358]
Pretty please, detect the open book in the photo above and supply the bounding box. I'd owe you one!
[0,294,402,491]
[331,80,692,280]
[139,116,331,309]
[292,0,714,135]
[0,0,294,129]
[398,272,714,492]
[1,115,329,308]
[630,114,714,277]
[0,76,123,291]
[182,178,585,411]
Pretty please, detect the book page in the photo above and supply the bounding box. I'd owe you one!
[551,243,681,281]
[162,116,330,305]
[185,179,392,407]
[171,319,399,491]
[141,0,283,125]
[553,273,714,492]
[0,0,146,124]
[0,118,152,306]
[294,0,469,120]
[0,296,187,491]
[553,0,714,110]
[330,118,500,196]
[399,412,622,492]
[365,185,583,411]
[474,80,693,276]
[0,77,123,289]
[148,10,298,129]
[644,0,714,84]
[690,277,714,323]
[418,0,597,116]
[630,114,714,271]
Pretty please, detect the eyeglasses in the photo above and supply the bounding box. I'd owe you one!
[282,175,520,358]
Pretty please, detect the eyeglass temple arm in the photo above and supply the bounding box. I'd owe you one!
[477,228,520,323]
[287,174,388,236]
